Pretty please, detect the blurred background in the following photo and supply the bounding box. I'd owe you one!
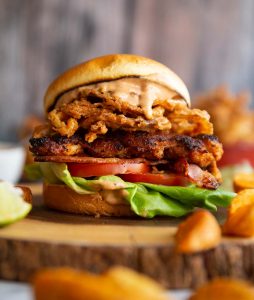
[1,0,254,142]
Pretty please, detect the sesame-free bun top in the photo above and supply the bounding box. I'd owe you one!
[44,54,190,112]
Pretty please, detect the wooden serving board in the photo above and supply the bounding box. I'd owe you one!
[0,184,254,289]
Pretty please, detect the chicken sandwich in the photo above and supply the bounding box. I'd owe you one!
[28,54,234,217]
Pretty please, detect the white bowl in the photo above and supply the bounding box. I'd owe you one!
[0,142,25,183]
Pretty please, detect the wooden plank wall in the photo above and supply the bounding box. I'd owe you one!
[0,0,254,141]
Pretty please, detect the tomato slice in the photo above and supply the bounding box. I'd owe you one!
[67,162,149,177]
[120,173,190,186]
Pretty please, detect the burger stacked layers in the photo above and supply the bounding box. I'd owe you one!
[29,54,228,217]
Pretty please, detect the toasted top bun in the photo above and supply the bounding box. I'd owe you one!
[44,54,190,112]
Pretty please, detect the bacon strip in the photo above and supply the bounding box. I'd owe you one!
[174,159,219,189]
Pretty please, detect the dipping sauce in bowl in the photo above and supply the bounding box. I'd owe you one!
[0,142,25,183]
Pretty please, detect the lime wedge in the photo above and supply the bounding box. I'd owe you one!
[0,181,32,226]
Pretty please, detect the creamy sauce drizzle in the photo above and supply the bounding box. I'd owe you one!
[90,180,128,205]
[57,77,179,119]
[101,189,128,205]
[95,180,126,190]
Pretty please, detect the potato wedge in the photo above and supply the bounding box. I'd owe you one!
[223,204,254,237]
[223,189,254,237]
[233,173,254,193]
[33,268,134,300]
[33,267,169,300]
[175,210,221,253]
[189,277,254,300]
[228,189,254,216]
[105,266,169,300]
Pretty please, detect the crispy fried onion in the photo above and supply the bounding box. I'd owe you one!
[47,91,213,142]
[167,107,213,136]
[48,111,79,137]
[33,124,51,138]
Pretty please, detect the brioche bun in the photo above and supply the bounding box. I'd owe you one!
[44,54,190,112]
[43,183,134,217]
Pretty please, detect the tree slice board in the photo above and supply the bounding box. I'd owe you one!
[0,183,254,289]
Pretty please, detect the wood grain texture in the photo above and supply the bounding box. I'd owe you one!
[1,0,254,141]
[132,0,254,93]
[0,0,131,141]
[1,185,254,288]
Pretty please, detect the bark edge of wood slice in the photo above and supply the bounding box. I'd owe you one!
[1,237,254,289]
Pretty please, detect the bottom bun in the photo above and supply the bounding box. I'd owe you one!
[43,183,134,217]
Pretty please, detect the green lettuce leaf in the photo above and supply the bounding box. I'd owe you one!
[125,184,192,217]
[25,162,236,218]
[25,162,58,183]
[24,163,43,181]
[141,183,234,211]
